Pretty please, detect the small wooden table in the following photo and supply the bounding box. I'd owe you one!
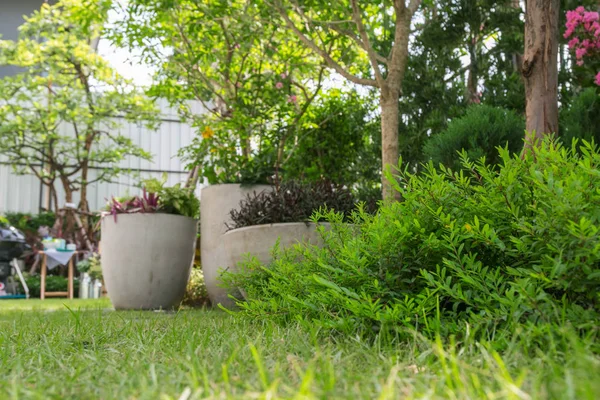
[40,250,79,300]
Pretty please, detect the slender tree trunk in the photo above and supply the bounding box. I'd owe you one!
[522,0,559,151]
[79,162,90,214]
[380,87,401,201]
[467,41,479,103]
[59,176,75,240]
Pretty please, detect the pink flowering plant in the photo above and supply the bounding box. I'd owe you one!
[564,6,600,86]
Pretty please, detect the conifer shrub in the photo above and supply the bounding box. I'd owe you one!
[423,105,524,170]
[223,140,600,338]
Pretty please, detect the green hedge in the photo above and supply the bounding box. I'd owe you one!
[224,139,600,339]
[24,275,80,298]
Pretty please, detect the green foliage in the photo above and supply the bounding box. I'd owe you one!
[227,180,364,230]
[283,90,381,189]
[77,254,102,280]
[115,0,325,184]
[560,88,600,145]
[3,212,55,233]
[224,140,600,338]
[423,105,525,170]
[141,175,200,219]
[0,0,158,211]
[24,275,80,298]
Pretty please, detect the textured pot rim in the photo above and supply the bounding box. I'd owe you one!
[224,221,330,236]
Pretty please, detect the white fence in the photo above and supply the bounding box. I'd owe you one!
[0,99,206,214]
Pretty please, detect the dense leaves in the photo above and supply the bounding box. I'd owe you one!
[0,0,158,214]
[224,140,600,338]
[115,0,325,184]
[423,105,525,170]
[228,180,360,230]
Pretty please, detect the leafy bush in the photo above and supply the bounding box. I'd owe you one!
[423,105,524,170]
[223,140,600,339]
[3,212,56,233]
[24,275,80,298]
[560,88,600,145]
[228,180,357,230]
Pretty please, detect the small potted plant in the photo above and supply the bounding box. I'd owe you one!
[100,176,200,310]
[77,254,103,299]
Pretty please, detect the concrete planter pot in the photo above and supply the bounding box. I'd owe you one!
[101,213,198,310]
[200,184,270,307]
[222,222,328,302]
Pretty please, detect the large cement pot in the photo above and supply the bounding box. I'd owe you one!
[200,184,270,307]
[101,213,198,310]
[221,222,327,301]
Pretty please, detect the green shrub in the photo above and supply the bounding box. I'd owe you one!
[224,140,600,338]
[3,212,56,232]
[24,275,80,298]
[560,88,600,145]
[423,105,524,170]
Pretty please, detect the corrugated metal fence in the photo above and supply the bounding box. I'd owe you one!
[0,99,206,214]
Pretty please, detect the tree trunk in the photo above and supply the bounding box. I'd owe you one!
[380,88,401,201]
[59,176,75,240]
[522,0,559,151]
[79,167,89,213]
[466,41,479,103]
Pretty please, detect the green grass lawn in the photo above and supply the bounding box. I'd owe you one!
[0,297,112,311]
[0,300,598,399]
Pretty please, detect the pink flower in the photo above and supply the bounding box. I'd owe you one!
[583,12,599,23]
[234,43,241,49]
[568,37,580,48]
[577,60,584,66]
[595,71,600,86]
[576,6,585,13]
[280,73,287,79]
[287,95,297,104]
[275,82,283,89]
[236,82,242,88]
[576,47,587,59]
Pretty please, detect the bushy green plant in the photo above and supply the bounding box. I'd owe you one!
[423,105,524,170]
[223,140,600,338]
[3,212,55,233]
[560,88,600,145]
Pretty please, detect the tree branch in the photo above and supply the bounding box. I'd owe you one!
[350,0,385,87]
[274,2,379,88]
[408,0,422,16]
